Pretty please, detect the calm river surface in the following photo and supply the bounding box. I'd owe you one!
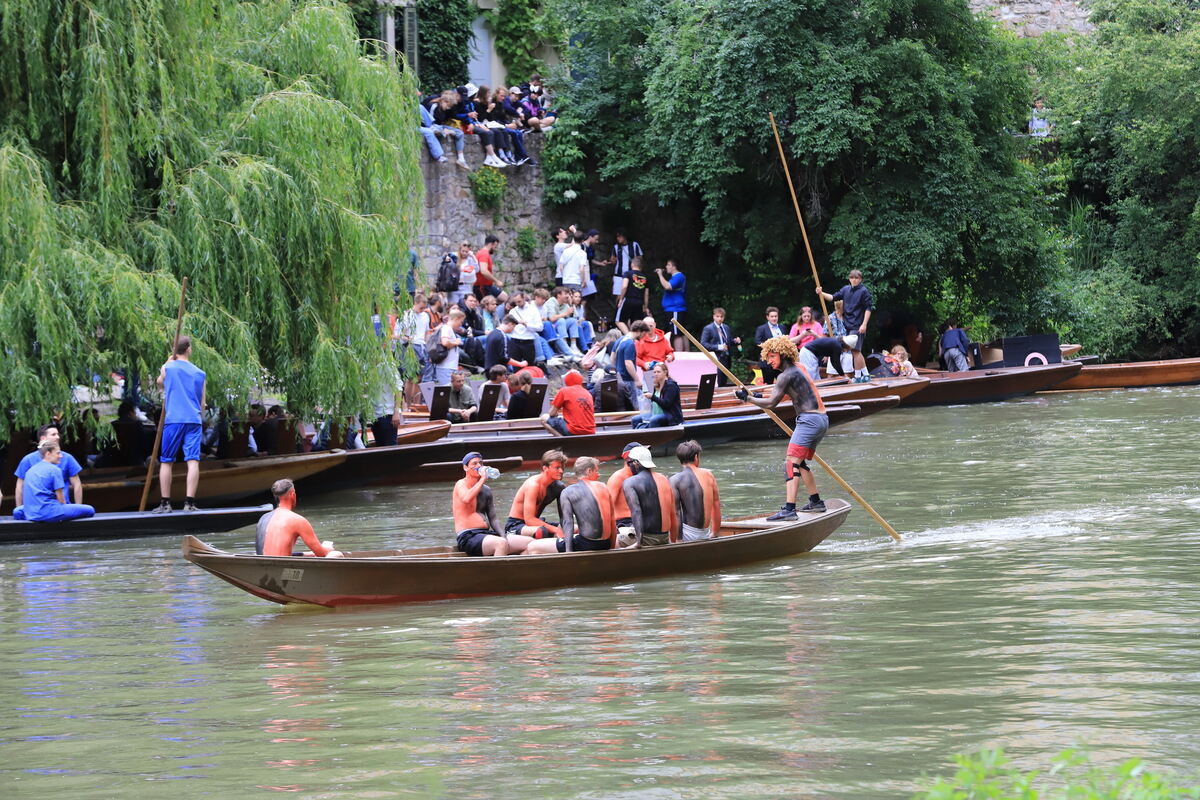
[2,387,1199,798]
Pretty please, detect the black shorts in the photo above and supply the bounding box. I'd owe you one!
[557,535,612,552]
[456,528,494,557]
[616,301,644,325]
[505,516,550,538]
[666,311,685,338]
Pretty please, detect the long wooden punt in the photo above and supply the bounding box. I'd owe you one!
[899,361,1082,407]
[78,450,349,513]
[0,504,270,545]
[1046,357,1200,391]
[681,375,929,408]
[182,499,851,606]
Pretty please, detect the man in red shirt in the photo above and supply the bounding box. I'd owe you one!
[542,369,595,436]
[474,234,507,302]
[635,314,675,370]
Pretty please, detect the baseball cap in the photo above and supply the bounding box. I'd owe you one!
[463,82,479,98]
[840,334,859,349]
[621,441,644,457]
[462,451,483,466]
[626,445,656,468]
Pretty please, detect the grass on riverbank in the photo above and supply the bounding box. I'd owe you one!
[917,748,1200,799]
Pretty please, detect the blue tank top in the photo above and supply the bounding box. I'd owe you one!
[163,359,205,424]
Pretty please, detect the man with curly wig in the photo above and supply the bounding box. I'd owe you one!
[735,336,829,519]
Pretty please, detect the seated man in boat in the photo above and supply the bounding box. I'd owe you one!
[541,369,596,436]
[445,370,478,424]
[621,445,678,548]
[505,449,567,542]
[13,423,84,509]
[453,452,520,556]
[523,456,615,553]
[11,441,96,522]
[669,440,721,542]
[736,336,829,520]
[261,479,344,558]
[607,441,642,547]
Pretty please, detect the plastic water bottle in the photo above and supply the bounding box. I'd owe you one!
[480,466,502,480]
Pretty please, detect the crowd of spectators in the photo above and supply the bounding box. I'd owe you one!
[418,75,556,169]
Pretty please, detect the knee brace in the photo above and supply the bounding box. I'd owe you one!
[797,460,811,473]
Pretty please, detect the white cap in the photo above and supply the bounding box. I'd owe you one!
[841,334,859,349]
[626,445,657,469]
[463,82,479,98]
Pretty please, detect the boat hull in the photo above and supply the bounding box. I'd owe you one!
[0,504,270,544]
[901,362,1082,407]
[1049,357,1200,391]
[182,501,851,606]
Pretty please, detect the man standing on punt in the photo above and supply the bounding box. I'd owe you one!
[735,336,829,520]
[154,336,206,513]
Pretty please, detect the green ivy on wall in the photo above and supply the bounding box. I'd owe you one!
[515,226,539,261]
[489,0,544,83]
[469,166,508,210]
[416,0,475,92]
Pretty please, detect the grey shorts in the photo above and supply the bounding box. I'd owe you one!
[788,412,829,459]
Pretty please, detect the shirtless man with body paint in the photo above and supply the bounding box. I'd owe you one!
[735,336,829,520]
[669,440,721,542]
[505,449,567,541]
[523,457,615,553]
[261,479,344,557]
[453,451,525,556]
[606,441,642,547]
[620,445,679,548]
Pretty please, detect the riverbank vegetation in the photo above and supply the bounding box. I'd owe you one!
[918,748,1199,798]
[545,0,1199,360]
[0,0,421,441]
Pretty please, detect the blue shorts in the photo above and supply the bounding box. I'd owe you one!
[161,422,202,462]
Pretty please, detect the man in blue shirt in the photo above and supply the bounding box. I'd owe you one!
[12,441,95,522]
[939,320,971,372]
[155,336,206,513]
[13,423,84,508]
[615,321,649,411]
[817,269,875,383]
[656,259,688,351]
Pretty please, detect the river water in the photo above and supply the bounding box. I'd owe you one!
[2,387,1199,798]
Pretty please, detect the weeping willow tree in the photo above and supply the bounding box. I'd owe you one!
[0,0,423,442]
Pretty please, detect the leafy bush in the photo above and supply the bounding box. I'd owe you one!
[918,748,1200,799]
[490,0,544,82]
[515,226,540,261]
[469,166,508,209]
[416,0,474,92]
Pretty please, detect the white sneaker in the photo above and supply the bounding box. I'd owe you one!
[486,155,508,168]
[436,156,448,163]
[456,156,470,170]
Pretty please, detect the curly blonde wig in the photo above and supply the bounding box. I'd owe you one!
[759,335,799,363]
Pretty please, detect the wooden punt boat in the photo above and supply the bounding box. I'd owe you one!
[77,450,349,513]
[677,375,928,408]
[0,504,270,545]
[1045,357,1200,391]
[899,361,1082,407]
[182,499,851,606]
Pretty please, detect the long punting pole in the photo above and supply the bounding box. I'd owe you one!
[139,278,189,512]
[674,320,901,542]
[768,112,829,321]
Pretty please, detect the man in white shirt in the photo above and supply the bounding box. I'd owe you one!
[508,292,544,366]
[552,226,572,286]
[434,308,465,384]
[450,242,478,306]
[560,231,588,291]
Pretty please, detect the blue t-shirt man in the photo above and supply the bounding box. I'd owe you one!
[14,448,96,523]
[15,447,82,503]
[661,269,687,312]
[615,334,639,382]
[154,337,206,513]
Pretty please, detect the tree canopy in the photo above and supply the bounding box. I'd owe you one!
[0,0,423,441]
[547,0,1052,341]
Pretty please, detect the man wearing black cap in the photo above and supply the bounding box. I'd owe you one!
[453,452,526,556]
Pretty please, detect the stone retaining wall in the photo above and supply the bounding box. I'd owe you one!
[970,0,1093,36]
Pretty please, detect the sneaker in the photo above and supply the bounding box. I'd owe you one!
[800,500,827,513]
[525,158,539,166]
[151,500,172,514]
[456,157,470,170]
[436,156,448,163]
[854,374,872,383]
[183,501,199,512]
[486,155,508,168]
[766,506,798,522]
[516,157,530,166]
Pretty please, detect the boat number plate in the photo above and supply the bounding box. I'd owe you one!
[281,568,304,582]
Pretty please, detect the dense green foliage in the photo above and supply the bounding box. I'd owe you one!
[0,0,423,440]
[549,0,1051,343]
[918,748,1199,799]
[1033,0,1200,357]
[415,0,475,92]
[469,166,508,210]
[515,226,540,261]
[490,0,545,83]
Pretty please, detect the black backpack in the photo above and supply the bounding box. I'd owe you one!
[435,253,459,293]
